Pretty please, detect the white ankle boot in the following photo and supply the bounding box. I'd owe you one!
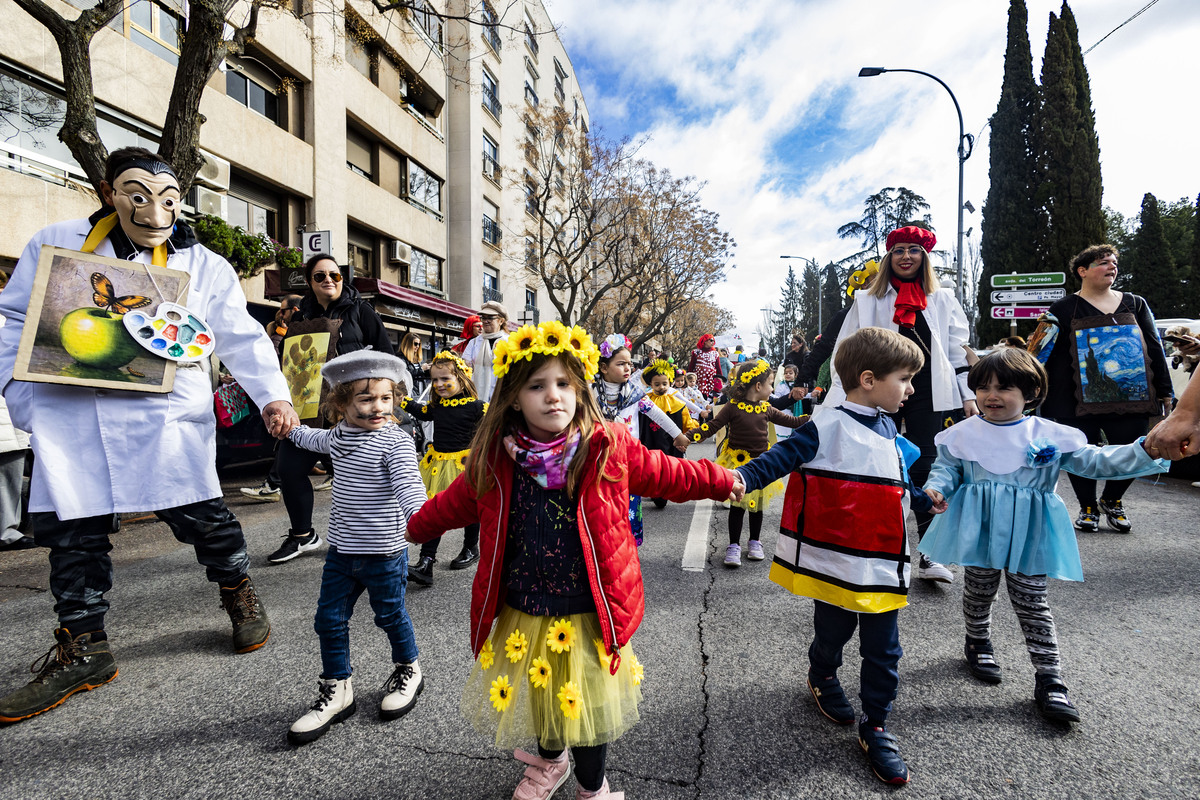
[288,677,355,745]
[380,660,424,720]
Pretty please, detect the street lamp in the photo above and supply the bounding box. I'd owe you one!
[780,255,822,333]
[858,66,975,305]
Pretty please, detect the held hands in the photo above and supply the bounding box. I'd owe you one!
[925,489,948,514]
[262,400,300,439]
[789,386,806,401]
[673,433,691,452]
[728,470,746,502]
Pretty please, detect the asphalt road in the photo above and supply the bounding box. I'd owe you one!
[1,441,1198,799]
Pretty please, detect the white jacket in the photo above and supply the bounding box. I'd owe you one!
[822,286,972,413]
[0,218,290,519]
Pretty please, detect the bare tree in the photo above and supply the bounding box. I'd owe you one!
[657,297,737,361]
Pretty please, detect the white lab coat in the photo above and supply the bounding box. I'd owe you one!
[0,218,290,519]
[821,285,972,413]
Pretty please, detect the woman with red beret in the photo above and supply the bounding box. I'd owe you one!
[820,226,976,584]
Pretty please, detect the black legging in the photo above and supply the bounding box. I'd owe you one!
[889,409,946,540]
[278,438,324,534]
[1055,413,1150,507]
[418,524,480,559]
[728,507,762,545]
[539,743,607,792]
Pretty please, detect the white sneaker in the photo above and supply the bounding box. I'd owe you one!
[917,554,954,583]
[746,540,766,561]
[380,660,424,720]
[314,476,334,492]
[240,482,281,502]
[1192,481,1200,489]
[288,677,355,745]
[724,543,742,568]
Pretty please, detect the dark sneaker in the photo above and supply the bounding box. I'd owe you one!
[858,721,910,784]
[408,556,435,586]
[1074,507,1099,532]
[1098,499,1132,533]
[379,660,424,720]
[1035,674,1081,723]
[807,671,855,724]
[0,535,38,551]
[448,546,479,571]
[220,578,270,653]
[0,628,117,723]
[268,529,322,564]
[965,637,1002,684]
[651,497,668,509]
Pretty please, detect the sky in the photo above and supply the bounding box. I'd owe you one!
[544,0,1200,345]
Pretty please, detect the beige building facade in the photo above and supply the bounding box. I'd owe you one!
[0,0,586,350]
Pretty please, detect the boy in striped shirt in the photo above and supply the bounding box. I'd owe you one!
[284,350,428,746]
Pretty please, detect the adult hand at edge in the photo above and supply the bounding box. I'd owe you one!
[963,399,980,418]
[1145,414,1197,460]
[263,400,300,439]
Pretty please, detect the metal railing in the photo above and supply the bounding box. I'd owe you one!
[523,305,540,325]
[525,24,539,56]
[483,285,504,303]
[483,153,501,181]
[482,84,501,119]
[524,82,539,107]
[482,216,502,246]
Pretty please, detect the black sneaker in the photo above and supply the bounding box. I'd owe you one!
[1098,499,1132,533]
[965,637,1003,684]
[220,578,271,653]
[1035,674,1081,723]
[858,721,910,784]
[408,556,435,586]
[268,529,322,564]
[0,628,117,723]
[807,671,855,724]
[448,546,479,571]
[651,497,668,509]
[1074,507,1099,532]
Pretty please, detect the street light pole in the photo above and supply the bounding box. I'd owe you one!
[780,255,821,333]
[858,67,974,306]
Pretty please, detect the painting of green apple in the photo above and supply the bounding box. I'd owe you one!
[14,246,183,393]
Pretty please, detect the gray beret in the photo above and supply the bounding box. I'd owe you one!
[321,349,411,393]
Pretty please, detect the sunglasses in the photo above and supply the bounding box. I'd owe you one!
[312,271,343,283]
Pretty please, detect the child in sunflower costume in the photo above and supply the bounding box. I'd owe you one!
[407,321,741,800]
[399,351,487,585]
[640,360,701,509]
[692,358,807,568]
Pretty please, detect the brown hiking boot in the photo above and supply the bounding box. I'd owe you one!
[220,578,270,653]
[0,628,117,723]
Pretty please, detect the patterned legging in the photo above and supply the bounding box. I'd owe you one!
[963,567,1061,678]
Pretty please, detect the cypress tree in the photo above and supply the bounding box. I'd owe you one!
[1060,4,1105,248]
[1128,192,1177,316]
[978,0,1040,345]
[1189,193,1200,315]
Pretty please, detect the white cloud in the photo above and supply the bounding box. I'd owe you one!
[547,0,1200,343]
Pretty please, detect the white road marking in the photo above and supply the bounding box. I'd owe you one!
[682,500,715,571]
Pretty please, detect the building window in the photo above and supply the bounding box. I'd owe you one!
[483,199,501,247]
[482,270,502,303]
[226,72,278,124]
[409,248,443,292]
[408,0,443,49]
[347,226,376,280]
[346,128,373,180]
[554,59,567,104]
[524,60,539,107]
[482,132,500,181]
[524,15,539,57]
[525,178,538,216]
[107,0,182,65]
[407,159,442,214]
[482,68,501,120]
[481,1,501,54]
[226,175,281,240]
[345,21,373,79]
[523,288,539,324]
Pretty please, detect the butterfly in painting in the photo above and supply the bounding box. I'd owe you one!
[91,272,152,315]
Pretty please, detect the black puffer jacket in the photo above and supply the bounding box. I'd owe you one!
[293,283,393,356]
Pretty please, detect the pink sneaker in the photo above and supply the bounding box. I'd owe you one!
[576,778,625,799]
[512,748,571,800]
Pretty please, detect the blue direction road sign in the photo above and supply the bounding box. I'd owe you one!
[991,272,1066,287]
[990,288,1066,303]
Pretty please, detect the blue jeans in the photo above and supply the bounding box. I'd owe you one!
[314,545,418,680]
[809,602,902,724]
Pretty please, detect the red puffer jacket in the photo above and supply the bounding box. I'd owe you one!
[407,421,733,671]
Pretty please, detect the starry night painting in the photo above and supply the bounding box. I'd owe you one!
[1075,325,1149,404]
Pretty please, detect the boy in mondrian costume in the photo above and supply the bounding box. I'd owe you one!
[734,327,941,786]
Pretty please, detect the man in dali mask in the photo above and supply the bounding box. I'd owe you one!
[0,147,299,723]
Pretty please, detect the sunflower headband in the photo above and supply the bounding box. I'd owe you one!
[642,359,674,380]
[493,320,600,381]
[739,358,770,384]
[432,350,472,378]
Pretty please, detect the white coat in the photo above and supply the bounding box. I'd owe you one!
[0,218,290,520]
[821,285,972,413]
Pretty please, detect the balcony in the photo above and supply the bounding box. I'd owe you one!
[482,84,502,119]
[525,24,539,57]
[524,82,539,107]
[483,23,501,54]
[483,284,504,303]
[554,79,565,104]
[483,153,501,182]
[522,305,540,325]
[482,215,502,246]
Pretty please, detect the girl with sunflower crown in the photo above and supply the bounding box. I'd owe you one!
[691,358,808,568]
[638,360,702,509]
[398,350,488,585]
[406,321,743,800]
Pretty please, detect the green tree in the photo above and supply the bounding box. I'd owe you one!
[798,263,821,347]
[820,263,843,337]
[1190,193,1200,315]
[767,264,804,362]
[1126,193,1178,316]
[978,0,1041,345]
[837,187,932,263]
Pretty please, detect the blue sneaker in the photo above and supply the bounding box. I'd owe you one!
[858,721,910,784]
[807,671,855,724]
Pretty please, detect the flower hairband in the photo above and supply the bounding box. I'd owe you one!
[432,350,472,378]
[739,359,770,384]
[598,333,631,360]
[493,320,600,381]
[643,359,674,380]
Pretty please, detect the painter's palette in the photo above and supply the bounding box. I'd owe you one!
[123,302,215,363]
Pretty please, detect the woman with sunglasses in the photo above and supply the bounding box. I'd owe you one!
[266,254,395,565]
[820,226,975,585]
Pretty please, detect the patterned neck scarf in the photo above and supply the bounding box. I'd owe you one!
[889,276,928,329]
[595,378,643,420]
[502,427,581,490]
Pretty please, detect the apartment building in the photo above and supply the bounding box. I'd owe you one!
[0,0,586,353]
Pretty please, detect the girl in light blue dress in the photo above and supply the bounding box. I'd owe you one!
[918,348,1166,725]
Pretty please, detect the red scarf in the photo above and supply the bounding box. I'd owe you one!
[889,277,928,329]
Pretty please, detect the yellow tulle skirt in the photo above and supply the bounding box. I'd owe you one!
[461,605,643,751]
[716,444,784,512]
[418,447,469,498]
